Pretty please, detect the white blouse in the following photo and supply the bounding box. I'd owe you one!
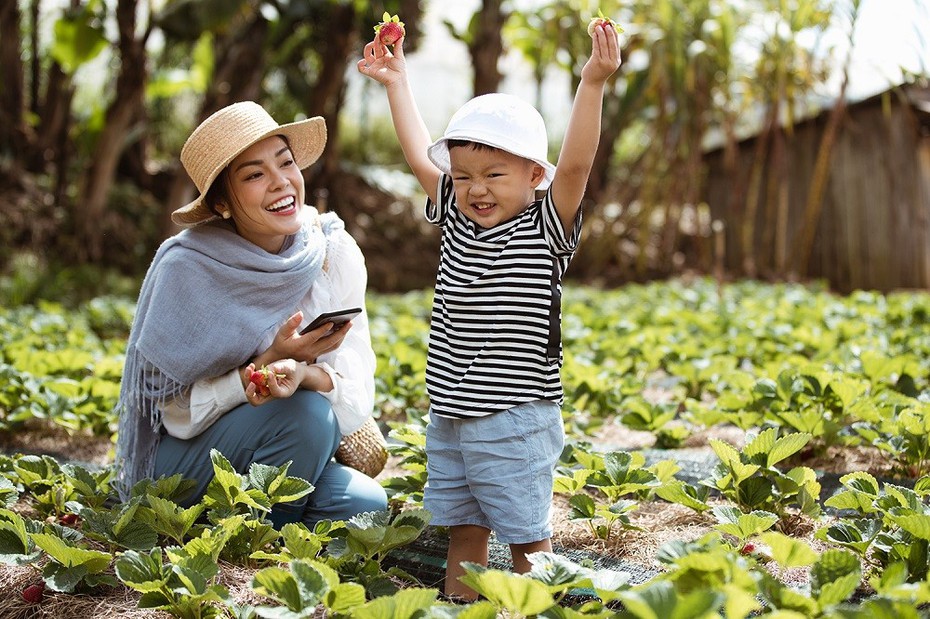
[160,228,376,439]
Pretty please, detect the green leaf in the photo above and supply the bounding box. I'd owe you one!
[759,532,818,567]
[886,510,930,541]
[810,549,861,602]
[713,507,778,541]
[30,532,111,572]
[458,565,555,616]
[654,480,710,512]
[349,587,438,619]
[252,565,306,611]
[115,548,171,593]
[325,581,367,614]
[736,476,776,510]
[49,15,108,74]
[568,494,597,520]
[767,432,812,467]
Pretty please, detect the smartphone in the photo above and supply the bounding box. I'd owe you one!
[299,307,362,336]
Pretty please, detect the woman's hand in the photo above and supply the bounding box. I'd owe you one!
[255,311,353,367]
[244,359,303,406]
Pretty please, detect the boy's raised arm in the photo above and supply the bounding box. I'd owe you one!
[358,37,442,204]
[550,24,622,234]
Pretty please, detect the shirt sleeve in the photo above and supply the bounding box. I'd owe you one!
[314,230,377,435]
[539,188,583,258]
[161,368,247,440]
[424,174,455,227]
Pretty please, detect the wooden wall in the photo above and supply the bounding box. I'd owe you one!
[702,86,930,293]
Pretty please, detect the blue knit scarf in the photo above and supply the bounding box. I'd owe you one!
[114,208,343,499]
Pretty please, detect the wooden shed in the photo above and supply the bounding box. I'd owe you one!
[702,83,930,293]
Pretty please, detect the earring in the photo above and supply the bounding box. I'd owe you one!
[222,211,231,219]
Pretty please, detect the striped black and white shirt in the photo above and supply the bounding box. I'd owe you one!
[424,175,582,419]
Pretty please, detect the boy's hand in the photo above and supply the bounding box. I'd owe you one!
[357,35,407,86]
[582,21,622,84]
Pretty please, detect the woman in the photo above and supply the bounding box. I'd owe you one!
[114,101,387,527]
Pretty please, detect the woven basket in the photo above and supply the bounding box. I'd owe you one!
[335,417,388,477]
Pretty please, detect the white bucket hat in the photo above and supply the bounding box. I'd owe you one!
[427,93,555,189]
[171,101,327,227]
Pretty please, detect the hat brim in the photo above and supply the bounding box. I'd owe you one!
[427,134,556,190]
[172,116,327,227]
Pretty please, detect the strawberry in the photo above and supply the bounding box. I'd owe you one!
[739,542,756,556]
[375,12,405,46]
[250,366,284,397]
[22,582,44,604]
[587,9,624,36]
[58,513,79,526]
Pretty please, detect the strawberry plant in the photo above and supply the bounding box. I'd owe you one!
[702,429,821,520]
[116,546,231,619]
[821,472,930,582]
[617,396,689,448]
[0,509,43,566]
[202,450,314,523]
[252,558,366,617]
[380,419,427,507]
[79,497,159,552]
[30,530,116,592]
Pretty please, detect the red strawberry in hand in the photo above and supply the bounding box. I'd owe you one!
[22,582,45,604]
[375,12,405,46]
[250,365,285,397]
[587,10,624,36]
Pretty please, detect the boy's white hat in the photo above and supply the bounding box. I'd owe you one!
[427,93,555,189]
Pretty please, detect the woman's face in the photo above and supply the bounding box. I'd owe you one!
[221,136,305,253]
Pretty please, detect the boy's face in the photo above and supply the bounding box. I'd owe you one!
[449,144,545,229]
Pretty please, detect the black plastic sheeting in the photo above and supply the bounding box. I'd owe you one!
[383,526,660,593]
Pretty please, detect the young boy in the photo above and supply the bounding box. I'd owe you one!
[358,23,621,599]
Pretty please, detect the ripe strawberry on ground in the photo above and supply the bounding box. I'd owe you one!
[587,9,624,36]
[22,582,45,604]
[375,12,405,46]
[58,513,79,526]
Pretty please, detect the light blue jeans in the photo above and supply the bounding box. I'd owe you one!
[154,390,387,528]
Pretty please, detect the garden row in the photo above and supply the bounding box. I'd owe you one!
[1,278,930,616]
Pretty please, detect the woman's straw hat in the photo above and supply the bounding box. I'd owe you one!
[171,101,327,227]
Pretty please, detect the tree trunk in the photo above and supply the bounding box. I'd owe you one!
[0,0,27,159]
[28,0,40,115]
[161,15,269,237]
[469,0,507,96]
[75,0,148,261]
[307,3,354,175]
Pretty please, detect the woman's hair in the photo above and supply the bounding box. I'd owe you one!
[204,168,232,217]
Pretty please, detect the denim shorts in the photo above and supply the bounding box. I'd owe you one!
[423,399,564,544]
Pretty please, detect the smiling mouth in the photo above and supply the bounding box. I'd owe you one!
[266,196,296,213]
[471,203,495,212]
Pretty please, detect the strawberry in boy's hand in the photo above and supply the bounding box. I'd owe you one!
[249,365,285,397]
[587,9,624,35]
[375,12,405,46]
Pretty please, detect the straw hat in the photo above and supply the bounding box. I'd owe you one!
[427,93,555,189]
[171,101,327,227]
